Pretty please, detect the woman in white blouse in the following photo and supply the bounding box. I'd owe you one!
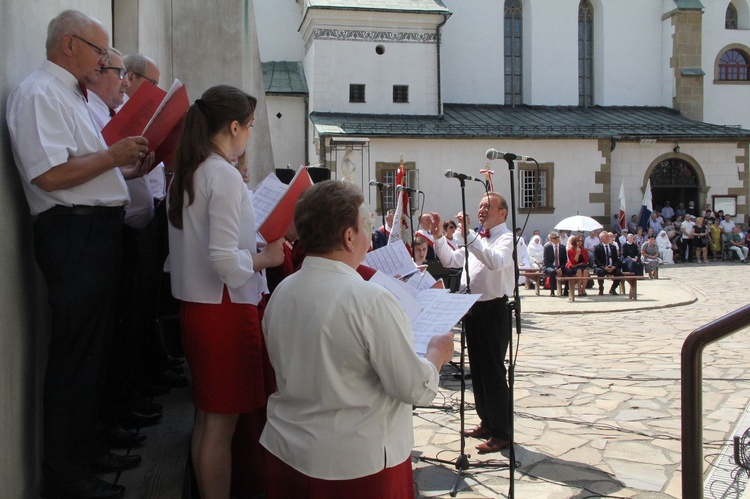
[167,85,284,499]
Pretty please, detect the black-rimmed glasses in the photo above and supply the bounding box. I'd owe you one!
[72,35,109,62]
[101,67,127,80]
[130,71,158,86]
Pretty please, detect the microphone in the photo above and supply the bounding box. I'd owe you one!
[486,149,534,161]
[396,184,423,194]
[444,169,485,183]
[369,180,391,189]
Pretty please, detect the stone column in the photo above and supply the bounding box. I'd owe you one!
[172,0,274,184]
[670,9,704,121]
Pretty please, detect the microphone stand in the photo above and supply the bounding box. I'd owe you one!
[502,154,521,498]
[418,177,508,497]
[377,185,386,228]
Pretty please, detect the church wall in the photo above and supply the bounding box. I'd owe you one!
[254,0,305,62]
[0,3,112,496]
[307,37,439,115]
[439,0,505,105]
[266,95,307,170]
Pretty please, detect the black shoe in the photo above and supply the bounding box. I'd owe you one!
[123,398,163,414]
[609,289,619,296]
[90,452,142,473]
[598,289,604,295]
[158,370,189,388]
[117,410,161,429]
[106,426,146,449]
[44,476,125,499]
[562,289,569,297]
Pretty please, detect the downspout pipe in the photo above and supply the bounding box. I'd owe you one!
[436,13,451,118]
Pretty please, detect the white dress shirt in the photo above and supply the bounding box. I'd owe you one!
[434,222,515,300]
[6,60,129,215]
[167,153,265,304]
[87,91,155,230]
[261,256,440,480]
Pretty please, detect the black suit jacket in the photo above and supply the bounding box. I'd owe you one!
[543,243,568,269]
[593,242,622,270]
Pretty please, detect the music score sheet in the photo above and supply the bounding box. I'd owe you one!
[252,173,287,229]
[363,240,416,278]
[368,272,480,356]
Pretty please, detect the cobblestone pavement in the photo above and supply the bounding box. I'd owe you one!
[412,261,750,498]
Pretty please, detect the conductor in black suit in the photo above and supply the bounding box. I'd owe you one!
[593,231,624,295]
[543,232,572,296]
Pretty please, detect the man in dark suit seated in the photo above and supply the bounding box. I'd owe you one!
[543,231,572,296]
[593,231,624,295]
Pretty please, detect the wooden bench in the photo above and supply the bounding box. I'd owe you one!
[556,273,649,301]
[519,270,544,296]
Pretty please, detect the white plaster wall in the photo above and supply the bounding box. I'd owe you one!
[701,0,750,129]
[266,95,307,169]
[524,0,579,106]
[310,39,438,115]
[0,4,112,496]
[440,0,504,105]
[596,0,665,105]
[253,0,305,62]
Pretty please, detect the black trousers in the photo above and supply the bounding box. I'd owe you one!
[33,213,122,485]
[596,267,623,291]
[464,296,511,440]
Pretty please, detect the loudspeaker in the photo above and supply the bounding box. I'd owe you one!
[308,167,331,183]
[275,168,295,185]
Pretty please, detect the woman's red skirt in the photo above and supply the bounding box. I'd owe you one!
[264,450,415,499]
[180,288,272,413]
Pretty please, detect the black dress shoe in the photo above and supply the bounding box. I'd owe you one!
[90,452,142,473]
[117,410,161,429]
[106,426,146,449]
[45,476,125,499]
[598,288,604,295]
[609,289,619,296]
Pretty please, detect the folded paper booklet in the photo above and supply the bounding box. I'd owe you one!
[102,79,189,170]
[254,167,313,243]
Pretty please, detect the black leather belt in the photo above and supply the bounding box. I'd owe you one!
[39,205,125,221]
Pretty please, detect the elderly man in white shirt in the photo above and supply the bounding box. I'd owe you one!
[6,10,150,498]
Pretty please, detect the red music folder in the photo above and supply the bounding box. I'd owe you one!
[258,167,313,243]
[102,80,188,171]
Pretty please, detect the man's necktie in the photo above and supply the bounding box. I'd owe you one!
[554,245,559,267]
[605,245,611,266]
[78,82,88,102]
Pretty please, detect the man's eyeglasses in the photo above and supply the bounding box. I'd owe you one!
[72,35,109,62]
[101,67,127,80]
[130,71,158,86]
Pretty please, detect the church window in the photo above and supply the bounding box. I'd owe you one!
[578,0,594,107]
[504,0,523,106]
[726,3,739,29]
[349,84,366,103]
[718,49,749,80]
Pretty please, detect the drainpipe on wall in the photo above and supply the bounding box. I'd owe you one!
[436,13,451,118]
[304,95,309,165]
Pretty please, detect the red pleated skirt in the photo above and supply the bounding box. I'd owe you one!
[180,288,273,413]
[264,450,415,499]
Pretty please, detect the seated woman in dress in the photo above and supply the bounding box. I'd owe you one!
[260,181,454,499]
[641,233,661,279]
[621,233,644,276]
[656,230,674,264]
[565,235,590,297]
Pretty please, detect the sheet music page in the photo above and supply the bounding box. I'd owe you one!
[368,271,421,321]
[412,290,481,355]
[364,240,416,277]
[252,173,286,229]
[402,270,438,292]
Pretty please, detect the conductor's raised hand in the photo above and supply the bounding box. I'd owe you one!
[107,136,150,167]
[428,212,443,238]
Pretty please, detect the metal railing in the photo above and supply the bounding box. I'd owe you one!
[681,304,750,498]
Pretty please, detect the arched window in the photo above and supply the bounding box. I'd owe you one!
[578,0,594,107]
[504,0,523,106]
[718,49,749,80]
[726,3,739,29]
